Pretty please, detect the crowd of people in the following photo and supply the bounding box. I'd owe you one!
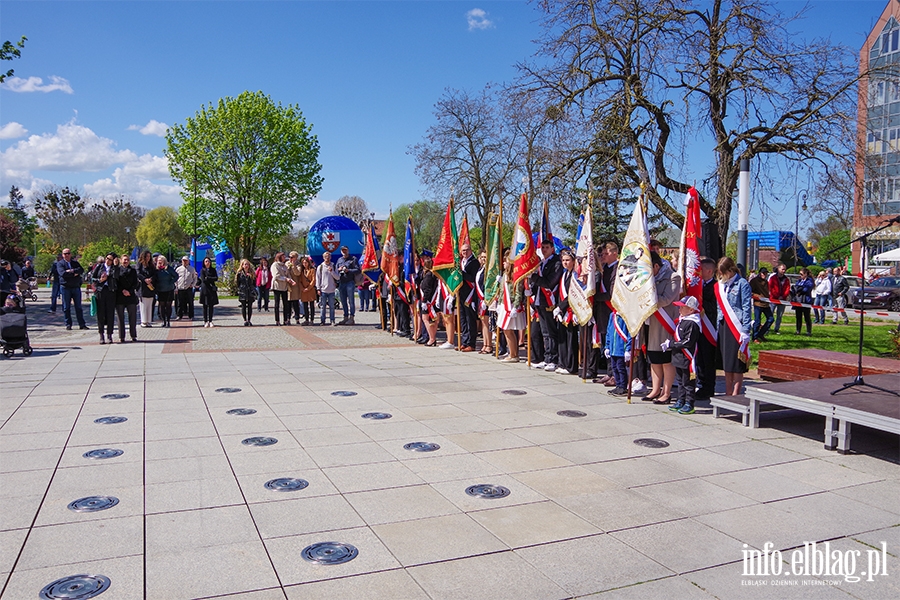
[3,240,859,409]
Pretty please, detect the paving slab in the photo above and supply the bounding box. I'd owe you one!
[1,301,897,599]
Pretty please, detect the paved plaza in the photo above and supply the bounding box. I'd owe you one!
[1,298,898,599]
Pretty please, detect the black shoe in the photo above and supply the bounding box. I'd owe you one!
[79,325,89,330]
[609,387,628,396]
[66,325,72,330]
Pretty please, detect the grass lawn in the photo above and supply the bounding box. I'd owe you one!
[755,320,897,359]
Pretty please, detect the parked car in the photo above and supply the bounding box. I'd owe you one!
[852,276,900,312]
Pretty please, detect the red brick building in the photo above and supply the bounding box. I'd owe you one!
[855,0,900,271]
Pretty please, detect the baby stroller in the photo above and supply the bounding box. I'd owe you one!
[16,277,38,302]
[1,295,32,357]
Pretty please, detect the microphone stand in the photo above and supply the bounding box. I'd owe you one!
[823,217,899,396]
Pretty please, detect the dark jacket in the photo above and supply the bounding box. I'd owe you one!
[57,259,85,289]
[115,265,140,305]
[336,255,360,285]
[199,266,219,306]
[792,276,814,306]
[530,254,563,308]
[671,317,701,370]
[749,274,770,308]
[0,268,18,293]
[21,266,35,280]
[420,270,438,308]
[155,265,177,293]
[91,262,118,294]
[459,254,480,308]
[236,271,255,303]
[136,261,157,296]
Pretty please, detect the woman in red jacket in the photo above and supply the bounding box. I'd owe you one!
[767,262,791,334]
[255,256,271,312]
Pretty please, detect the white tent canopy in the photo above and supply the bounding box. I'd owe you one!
[874,247,900,261]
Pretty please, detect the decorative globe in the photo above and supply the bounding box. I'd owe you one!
[306,216,365,265]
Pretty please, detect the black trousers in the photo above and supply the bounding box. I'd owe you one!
[202,304,215,322]
[302,301,315,322]
[695,333,717,398]
[96,288,116,338]
[240,300,253,323]
[395,299,411,335]
[675,367,696,406]
[273,290,288,323]
[537,308,559,364]
[557,323,579,373]
[116,303,137,340]
[529,319,544,363]
[177,288,194,318]
[460,302,478,347]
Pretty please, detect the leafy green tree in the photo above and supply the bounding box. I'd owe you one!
[394,200,446,252]
[85,196,144,248]
[2,186,37,252]
[0,36,26,83]
[136,206,188,254]
[79,238,129,269]
[815,228,851,263]
[33,186,88,251]
[166,90,324,260]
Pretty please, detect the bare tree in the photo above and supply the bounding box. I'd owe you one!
[332,195,371,225]
[520,0,861,253]
[410,86,518,248]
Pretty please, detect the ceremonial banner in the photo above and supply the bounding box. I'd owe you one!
[433,199,462,293]
[402,215,417,302]
[483,213,502,307]
[611,196,658,333]
[540,200,553,245]
[574,203,597,300]
[361,222,381,284]
[458,213,471,249]
[679,186,703,303]
[568,276,593,326]
[380,211,401,286]
[510,193,540,285]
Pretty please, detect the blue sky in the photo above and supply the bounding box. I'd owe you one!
[0,0,889,232]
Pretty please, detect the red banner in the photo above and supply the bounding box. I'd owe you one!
[510,193,540,285]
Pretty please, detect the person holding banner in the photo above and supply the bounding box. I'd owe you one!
[476,250,493,355]
[529,239,563,371]
[695,257,719,400]
[458,244,480,352]
[645,252,681,404]
[497,252,526,363]
[553,249,580,374]
[716,256,752,396]
[418,251,439,346]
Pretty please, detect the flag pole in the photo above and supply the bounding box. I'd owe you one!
[526,295,532,367]
[626,329,638,404]
[390,289,395,336]
[495,200,503,359]
[455,291,461,350]
[378,283,385,330]
[580,322,588,382]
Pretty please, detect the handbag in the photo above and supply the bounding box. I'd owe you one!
[90,294,97,316]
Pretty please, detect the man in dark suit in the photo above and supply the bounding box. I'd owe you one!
[458,243,480,352]
[553,249,579,374]
[57,248,88,330]
[48,253,62,313]
[530,239,563,371]
[695,257,719,399]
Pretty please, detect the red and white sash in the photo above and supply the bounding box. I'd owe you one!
[715,279,750,364]
[558,272,574,325]
[700,312,718,346]
[652,307,677,337]
[674,315,699,374]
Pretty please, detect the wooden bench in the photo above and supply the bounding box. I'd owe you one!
[757,349,900,382]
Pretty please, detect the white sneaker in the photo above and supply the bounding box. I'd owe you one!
[531,361,547,370]
[631,379,647,394]
[555,367,570,374]
[439,342,455,350]
[498,352,510,359]
[544,362,557,371]
[208,322,214,328]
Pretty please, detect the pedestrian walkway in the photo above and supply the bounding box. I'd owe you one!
[0,297,897,599]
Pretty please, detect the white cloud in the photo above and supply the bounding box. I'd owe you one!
[2,75,74,94]
[0,122,28,139]
[295,197,336,227]
[127,119,169,137]
[85,171,182,209]
[1,121,136,175]
[466,8,494,31]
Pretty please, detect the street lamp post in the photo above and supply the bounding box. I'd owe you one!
[794,190,808,268]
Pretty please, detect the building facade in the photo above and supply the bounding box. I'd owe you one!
[855,0,900,271]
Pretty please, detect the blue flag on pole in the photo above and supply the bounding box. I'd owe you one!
[402,215,417,302]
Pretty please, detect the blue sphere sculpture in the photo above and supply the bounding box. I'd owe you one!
[307,216,364,265]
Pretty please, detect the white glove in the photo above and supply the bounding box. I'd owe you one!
[660,339,671,351]
[524,288,532,297]
[604,348,611,358]
[739,333,750,346]
[623,350,631,362]
[553,307,562,319]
